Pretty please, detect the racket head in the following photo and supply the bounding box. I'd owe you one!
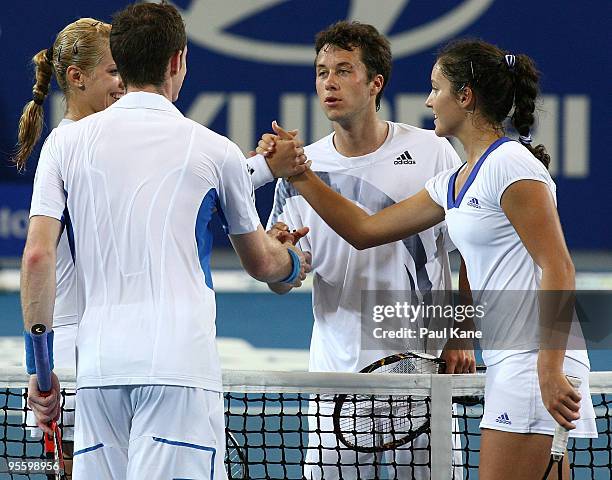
[225,431,248,479]
[333,351,443,453]
[359,351,445,374]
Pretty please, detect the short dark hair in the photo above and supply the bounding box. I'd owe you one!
[110,2,186,88]
[315,21,392,111]
[437,39,550,168]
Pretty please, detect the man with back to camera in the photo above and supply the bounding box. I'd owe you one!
[254,21,475,479]
[22,3,309,478]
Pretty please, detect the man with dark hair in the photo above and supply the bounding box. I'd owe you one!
[314,21,392,112]
[110,2,187,89]
[258,21,473,479]
[23,2,309,478]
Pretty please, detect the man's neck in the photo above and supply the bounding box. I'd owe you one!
[332,115,389,158]
[126,84,172,101]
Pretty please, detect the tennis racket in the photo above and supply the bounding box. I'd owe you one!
[225,431,248,479]
[30,324,66,480]
[333,351,484,453]
[541,375,582,480]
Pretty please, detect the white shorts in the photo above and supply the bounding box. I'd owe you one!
[72,385,227,480]
[26,324,77,441]
[480,351,597,437]
[303,400,464,480]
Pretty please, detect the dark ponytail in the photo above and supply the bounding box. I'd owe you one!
[511,54,550,168]
[437,39,550,169]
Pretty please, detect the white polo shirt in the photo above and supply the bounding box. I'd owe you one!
[425,138,589,367]
[268,122,461,372]
[30,92,261,391]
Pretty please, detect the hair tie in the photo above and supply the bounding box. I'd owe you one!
[32,95,44,106]
[505,54,516,71]
[519,133,532,145]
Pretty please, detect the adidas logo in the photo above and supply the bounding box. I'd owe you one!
[466,197,481,209]
[495,412,512,425]
[394,151,415,165]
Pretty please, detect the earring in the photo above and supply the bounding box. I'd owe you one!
[78,84,85,91]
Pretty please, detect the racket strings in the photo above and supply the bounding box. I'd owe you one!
[337,356,436,449]
[379,356,441,375]
[337,394,430,448]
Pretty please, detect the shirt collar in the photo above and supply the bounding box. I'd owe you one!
[58,118,75,127]
[109,91,183,117]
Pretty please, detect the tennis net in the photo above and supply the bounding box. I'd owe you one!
[1,368,610,479]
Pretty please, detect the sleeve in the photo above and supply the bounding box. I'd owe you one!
[29,132,66,221]
[424,168,453,210]
[481,145,554,207]
[217,141,261,234]
[266,179,311,253]
[247,153,274,190]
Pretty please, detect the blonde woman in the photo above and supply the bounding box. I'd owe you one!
[16,18,124,477]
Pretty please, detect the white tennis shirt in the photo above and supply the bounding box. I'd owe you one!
[268,122,461,372]
[30,92,260,391]
[425,138,589,367]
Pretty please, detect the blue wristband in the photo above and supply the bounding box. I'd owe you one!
[24,329,54,375]
[280,248,301,285]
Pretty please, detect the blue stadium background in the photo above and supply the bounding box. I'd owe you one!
[0,0,610,256]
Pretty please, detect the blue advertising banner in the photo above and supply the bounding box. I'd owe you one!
[0,0,609,256]
[0,185,31,257]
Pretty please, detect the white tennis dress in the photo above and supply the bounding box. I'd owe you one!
[425,137,596,437]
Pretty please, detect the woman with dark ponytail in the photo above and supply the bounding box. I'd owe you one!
[278,38,596,479]
[17,18,124,478]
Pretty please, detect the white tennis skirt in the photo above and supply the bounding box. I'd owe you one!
[480,350,597,437]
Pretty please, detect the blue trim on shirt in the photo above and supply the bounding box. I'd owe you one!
[216,198,229,235]
[62,189,76,263]
[447,137,512,210]
[153,437,216,479]
[195,189,218,289]
[73,443,104,456]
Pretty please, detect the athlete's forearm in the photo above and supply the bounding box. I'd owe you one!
[290,170,444,250]
[289,170,374,249]
[537,259,576,372]
[21,247,56,331]
[257,238,296,283]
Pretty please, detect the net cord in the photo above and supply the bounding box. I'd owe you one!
[1,367,611,395]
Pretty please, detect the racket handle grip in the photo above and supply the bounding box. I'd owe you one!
[550,375,582,460]
[30,324,52,393]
